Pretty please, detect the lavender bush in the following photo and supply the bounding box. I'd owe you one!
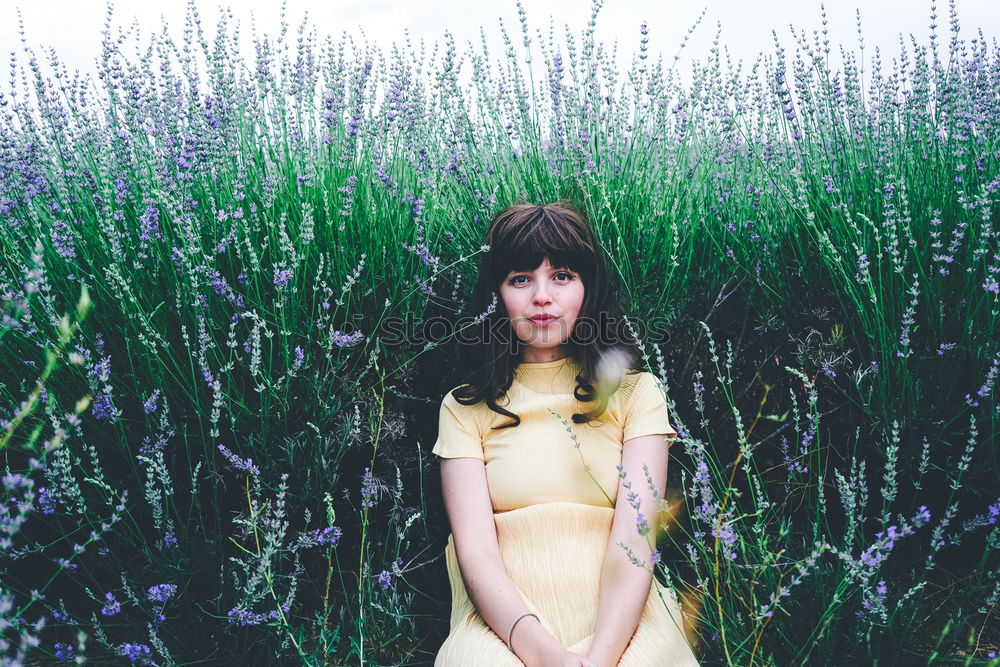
[617,320,999,664]
[0,0,997,662]
[2,281,98,664]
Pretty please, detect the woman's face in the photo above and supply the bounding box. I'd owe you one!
[499,257,585,363]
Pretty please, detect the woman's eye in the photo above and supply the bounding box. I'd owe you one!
[508,272,574,286]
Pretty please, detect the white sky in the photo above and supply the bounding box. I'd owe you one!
[1,0,997,93]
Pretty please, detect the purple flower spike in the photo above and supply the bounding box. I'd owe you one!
[118,643,153,665]
[217,443,260,475]
[53,642,74,663]
[360,468,378,509]
[147,583,177,603]
[101,592,121,616]
[331,329,365,348]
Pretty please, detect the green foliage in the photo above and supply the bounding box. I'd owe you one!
[0,0,997,663]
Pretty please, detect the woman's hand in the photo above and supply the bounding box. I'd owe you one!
[534,645,599,667]
[567,651,603,667]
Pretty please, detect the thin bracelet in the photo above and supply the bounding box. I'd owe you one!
[504,612,539,652]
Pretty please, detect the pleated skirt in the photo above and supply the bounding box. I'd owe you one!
[434,501,700,666]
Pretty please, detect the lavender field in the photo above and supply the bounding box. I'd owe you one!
[0,0,998,663]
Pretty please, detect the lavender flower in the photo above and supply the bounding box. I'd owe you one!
[163,520,178,548]
[55,557,77,570]
[407,241,438,267]
[118,643,153,665]
[273,267,294,287]
[2,472,27,490]
[712,519,739,561]
[91,391,117,421]
[217,443,260,476]
[138,205,161,242]
[474,293,499,322]
[331,330,365,348]
[147,583,176,603]
[101,591,121,616]
[360,467,378,509]
[859,506,931,569]
[143,389,161,415]
[53,642,74,663]
[37,486,55,514]
[303,525,342,547]
[974,351,1000,400]
[227,607,279,626]
[635,512,650,537]
[862,579,888,613]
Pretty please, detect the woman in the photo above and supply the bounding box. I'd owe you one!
[432,202,700,666]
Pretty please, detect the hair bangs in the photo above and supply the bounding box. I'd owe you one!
[488,207,596,283]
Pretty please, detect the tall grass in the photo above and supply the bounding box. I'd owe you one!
[0,0,997,663]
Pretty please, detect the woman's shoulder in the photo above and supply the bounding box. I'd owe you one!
[612,370,662,406]
[616,369,654,391]
[441,384,492,416]
[442,383,474,402]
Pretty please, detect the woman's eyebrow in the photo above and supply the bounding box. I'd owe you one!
[509,266,573,273]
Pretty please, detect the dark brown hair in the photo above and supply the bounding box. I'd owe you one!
[451,200,644,429]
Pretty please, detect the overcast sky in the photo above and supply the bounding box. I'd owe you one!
[1,0,997,91]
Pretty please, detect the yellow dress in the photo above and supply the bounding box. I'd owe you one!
[431,356,700,666]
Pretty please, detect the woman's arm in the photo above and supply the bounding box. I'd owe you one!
[440,457,569,665]
[586,433,671,667]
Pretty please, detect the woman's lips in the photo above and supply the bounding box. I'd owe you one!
[530,316,558,327]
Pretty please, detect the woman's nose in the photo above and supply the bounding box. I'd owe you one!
[532,285,553,304]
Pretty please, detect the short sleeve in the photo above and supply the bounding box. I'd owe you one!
[431,389,485,460]
[622,373,678,443]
